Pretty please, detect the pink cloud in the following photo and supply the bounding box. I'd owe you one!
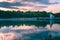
[42,4,60,13]
[5,0,15,3]
[0,0,23,2]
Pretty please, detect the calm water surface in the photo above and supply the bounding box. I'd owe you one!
[0,19,60,40]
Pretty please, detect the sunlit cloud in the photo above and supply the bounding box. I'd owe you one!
[0,7,18,11]
[42,4,60,13]
[0,0,15,3]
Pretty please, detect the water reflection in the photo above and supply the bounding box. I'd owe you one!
[46,24,60,40]
[0,21,49,28]
[50,19,54,27]
[0,20,60,40]
[0,25,49,40]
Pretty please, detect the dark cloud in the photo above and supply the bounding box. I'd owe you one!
[36,6,48,8]
[0,2,24,9]
[22,0,60,4]
[22,0,50,4]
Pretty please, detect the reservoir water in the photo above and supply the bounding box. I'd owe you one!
[0,19,60,40]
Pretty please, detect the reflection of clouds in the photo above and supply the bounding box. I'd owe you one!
[51,24,60,31]
[11,25,36,30]
[0,24,60,40]
[46,24,60,37]
[0,25,48,40]
[0,32,15,40]
[46,24,60,31]
[45,24,51,30]
[52,24,60,37]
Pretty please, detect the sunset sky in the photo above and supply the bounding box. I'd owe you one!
[0,0,60,13]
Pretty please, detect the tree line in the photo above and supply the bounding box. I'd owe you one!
[0,10,60,18]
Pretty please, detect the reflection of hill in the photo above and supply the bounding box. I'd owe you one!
[0,21,49,27]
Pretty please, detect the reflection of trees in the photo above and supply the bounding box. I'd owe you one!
[0,20,60,28]
[0,21,49,28]
[54,20,60,24]
[46,35,60,40]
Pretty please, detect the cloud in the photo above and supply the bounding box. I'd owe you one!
[0,2,24,9]
[0,0,15,2]
[21,2,48,9]
[21,0,50,4]
[0,0,60,12]
[0,7,18,11]
[42,4,60,13]
[0,1,48,11]
[49,0,60,4]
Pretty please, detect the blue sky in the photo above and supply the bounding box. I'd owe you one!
[0,0,60,13]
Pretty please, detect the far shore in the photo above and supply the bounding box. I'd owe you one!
[0,17,60,21]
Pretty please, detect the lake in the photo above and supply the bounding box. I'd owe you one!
[0,19,60,40]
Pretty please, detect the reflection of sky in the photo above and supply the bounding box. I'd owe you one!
[46,24,60,31]
[0,24,60,40]
[0,25,48,40]
[46,24,60,37]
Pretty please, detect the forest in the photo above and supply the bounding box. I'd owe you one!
[0,10,60,18]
